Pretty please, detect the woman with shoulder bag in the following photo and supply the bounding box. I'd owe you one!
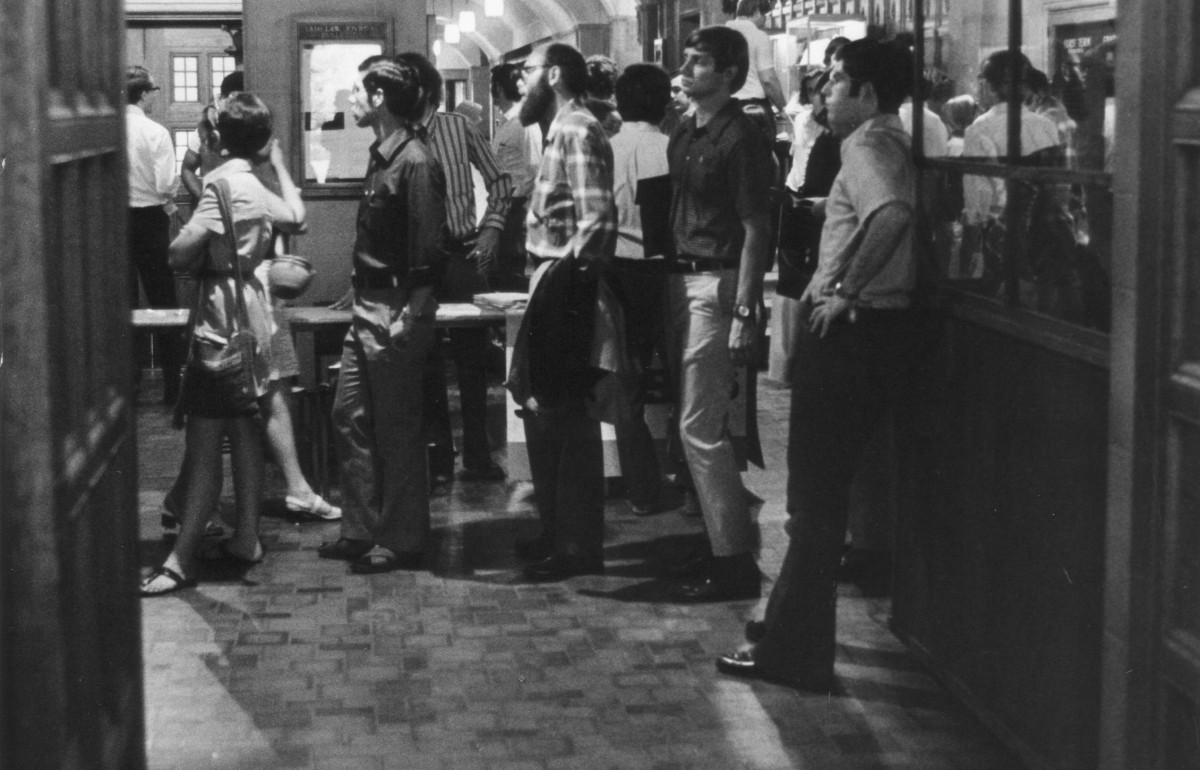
[142,93,307,596]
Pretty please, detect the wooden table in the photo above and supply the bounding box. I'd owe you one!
[283,303,506,390]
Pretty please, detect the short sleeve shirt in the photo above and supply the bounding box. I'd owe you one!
[668,100,773,263]
[808,114,917,309]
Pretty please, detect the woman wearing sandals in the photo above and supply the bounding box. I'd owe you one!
[141,93,306,596]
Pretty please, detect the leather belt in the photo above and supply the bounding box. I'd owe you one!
[352,271,402,290]
[669,256,737,273]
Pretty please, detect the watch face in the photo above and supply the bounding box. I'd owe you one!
[735,304,751,318]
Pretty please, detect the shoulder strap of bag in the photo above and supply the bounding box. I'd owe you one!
[211,177,250,333]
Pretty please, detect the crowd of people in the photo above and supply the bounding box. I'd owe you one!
[128,7,1084,692]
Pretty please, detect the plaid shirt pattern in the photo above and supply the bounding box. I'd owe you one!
[525,100,617,263]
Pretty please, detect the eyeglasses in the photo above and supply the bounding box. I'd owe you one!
[521,64,543,74]
[146,86,161,92]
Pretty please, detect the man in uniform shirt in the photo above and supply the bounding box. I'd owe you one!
[716,39,924,691]
[665,27,774,602]
[319,57,447,574]
[126,65,181,403]
[396,52,514,484]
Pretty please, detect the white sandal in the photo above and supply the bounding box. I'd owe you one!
[285,494,342,521]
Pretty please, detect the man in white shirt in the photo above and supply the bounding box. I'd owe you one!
[609,63,674,517]
[126,65,181,403]
[490,63,543,291]
[724,0,786,115]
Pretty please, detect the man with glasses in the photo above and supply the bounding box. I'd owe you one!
[508,43,619,581]
[126,65,182,404]
[716,38,924,692]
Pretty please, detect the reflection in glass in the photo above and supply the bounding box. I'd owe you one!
[300,41,382,185]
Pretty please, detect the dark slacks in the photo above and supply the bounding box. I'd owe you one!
[128,205,183,396]
[754,308,926,682]
[493,196,529,292]
[332,290,435,553]
[609,264,667,509]
[522,396,605,559]
[423,241,494,471]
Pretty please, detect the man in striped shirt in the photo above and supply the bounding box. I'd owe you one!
[396,53,514,484]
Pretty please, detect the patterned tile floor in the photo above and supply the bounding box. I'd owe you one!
[138,374,1021,770]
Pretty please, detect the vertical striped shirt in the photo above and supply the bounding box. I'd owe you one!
[418,110,513,240]
[525,100,617,263]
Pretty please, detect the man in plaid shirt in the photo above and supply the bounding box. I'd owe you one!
[508,42,619,582]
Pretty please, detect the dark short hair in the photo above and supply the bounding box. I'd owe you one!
[361,58,424,122]
[585,55,619,101]
[823,36,851,67]
[979,49,1032,101]
[126,65,156,104]
[491,63,522,102]
[1025,68,1051,97]
[684,26,750,94]
[394,51,444,108]
[219,71,244,98]
[543,44,588,98]
[217,92,273,157]
[735,0,774,16]
[615,63,671,124]
[835,38,913,114]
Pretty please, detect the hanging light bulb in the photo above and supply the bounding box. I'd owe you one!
[485,0,503,17]
[459,10,476,33]
[433,38,443,57]
[444,22,460,44]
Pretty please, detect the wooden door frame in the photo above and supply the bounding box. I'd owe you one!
[1101,0,1194,767]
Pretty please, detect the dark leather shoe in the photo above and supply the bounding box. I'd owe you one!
[515,533,555,563]
[349,548,424,574]
[662,546,714,578]
[669,574,760,603]
[715,650,835,692]
[744,619,767,643]
[317,537,373,561]
[522,553,604,582]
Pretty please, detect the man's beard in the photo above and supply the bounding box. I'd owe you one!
[520,77,555,127]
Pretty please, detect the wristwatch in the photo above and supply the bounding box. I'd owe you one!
[733,303,755,323]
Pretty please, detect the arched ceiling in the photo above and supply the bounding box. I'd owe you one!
[431,0,640,60]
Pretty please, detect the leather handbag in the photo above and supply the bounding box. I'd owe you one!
[173,178,261,427]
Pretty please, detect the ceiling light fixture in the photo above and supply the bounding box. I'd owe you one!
[485,0,503,18]
[459,10,476,33]
[445,22,460,44]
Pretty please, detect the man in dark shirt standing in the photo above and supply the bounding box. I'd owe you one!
[319,57,447,574]
[665,26,774,602]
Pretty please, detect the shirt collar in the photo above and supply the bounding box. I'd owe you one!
[203,157,252,183]
[370,127,414,167]
[126,104,146,118]
[688,99,741,137]
[504,103,521,120]
[620,121,660,134]
[844,113,904,145]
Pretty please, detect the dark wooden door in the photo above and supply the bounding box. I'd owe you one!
[1,0,146,767]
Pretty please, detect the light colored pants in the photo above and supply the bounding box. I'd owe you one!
[667,271,756,557]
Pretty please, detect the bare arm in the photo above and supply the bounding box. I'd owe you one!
[181,149,204,201]
[759,69,787,113]
[729,210,771,365]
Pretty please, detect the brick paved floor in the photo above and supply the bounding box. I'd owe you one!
[138,375,1021,770]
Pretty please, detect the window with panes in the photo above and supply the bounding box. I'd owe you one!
[904,0,1115,334]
